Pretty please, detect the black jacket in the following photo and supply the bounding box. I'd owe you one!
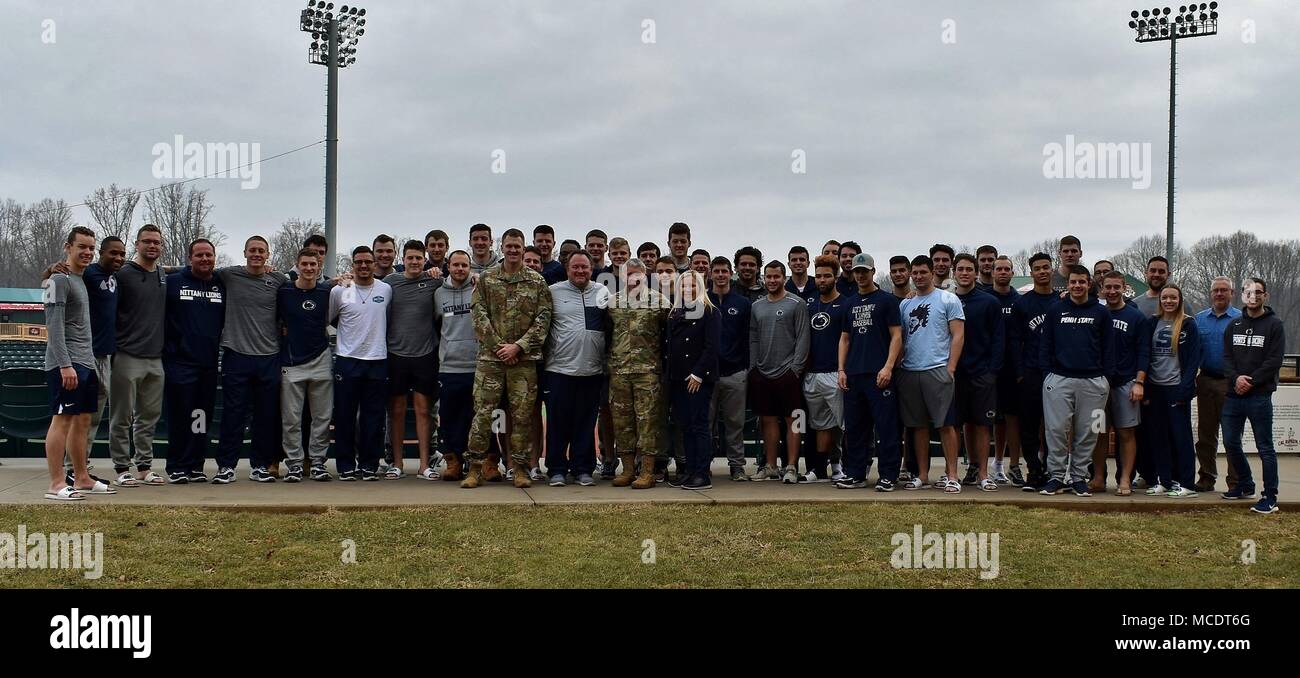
[1223,306,1286,397]
[667,303,720,383]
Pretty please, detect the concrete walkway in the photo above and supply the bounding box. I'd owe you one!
[2,456,1297,511]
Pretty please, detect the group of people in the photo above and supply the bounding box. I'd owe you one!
[38,223,1284,513]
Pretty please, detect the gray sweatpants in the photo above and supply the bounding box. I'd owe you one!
[281,350,334,465]
[65,355,111,471]
[710,369,748,469]
[1042,373,1110,483]
[109,352,163,471]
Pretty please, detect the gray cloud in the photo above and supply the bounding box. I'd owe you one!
[2,0,1296,265]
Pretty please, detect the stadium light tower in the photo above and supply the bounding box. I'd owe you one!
[298,1,369,276]
[1126,3,1218,263]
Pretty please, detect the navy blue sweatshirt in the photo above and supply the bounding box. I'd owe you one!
[956,288,1004,377]
[1009,289,1058,377]
[989,287,1019,373]
[164,267,226,369]
[1107,301,1150,385]
[83,262,118,357]
[1140,314,1202,402]
[542,259,565,285]
[1041,296,1115,379]
[278,283,332,366]
[1223,306,1286,398]
[708,288,751,376]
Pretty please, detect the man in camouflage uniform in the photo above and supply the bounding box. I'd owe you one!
[461,228,553,489]
[608,258,670,488]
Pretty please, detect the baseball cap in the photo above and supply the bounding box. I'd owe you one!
[851,253,876,271]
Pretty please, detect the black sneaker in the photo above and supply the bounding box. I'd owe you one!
[874,478,896,492]
[682,475,712,490]
[600,460,619,479]
[1250,496,1279,514]
[667,472,690,488]
[1071,480,1092,497]
[338,469,358,482]
[1222,486,1255,500]
[284,465,303,483]
[187,471,208,483]
[249,467,277,483]
[1007,466,1026,487]
[1039,479,1067,495]
[167,471,189,484]
[961,465,980,486]
[1021,474,1044,492]
[360,469,380,482]
[310,465,333,481]
[835,477,867,489]
[212,467,236,484]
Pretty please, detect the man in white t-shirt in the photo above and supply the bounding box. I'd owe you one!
[329,245,392,481]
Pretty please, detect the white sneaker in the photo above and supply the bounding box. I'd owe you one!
[1145,484,1168,496]
[1166,482,1198,498]
[830,469,848,482]
[505,467,515,481]
[529,467,546,481]
[782,466,799,484]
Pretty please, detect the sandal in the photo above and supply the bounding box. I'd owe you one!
[978,478,999,492]
[73,480,117,495]
[418,467,440,481]
[44,486,85,501]
[1115,486,1132,497]
[944,479,962,494]
[114,471,141,488]
[139,471,165,486]
[902,477,926,490]
[384,466,404,479]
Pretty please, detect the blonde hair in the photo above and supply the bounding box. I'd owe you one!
[674,270,715,311]
[1158,283,1188,357]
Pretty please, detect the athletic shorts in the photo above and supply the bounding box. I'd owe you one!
[1108,379,1142,429]
[747,369,803,418]
[387,353,438,397]
[995,366,1019,419]
[47,364,98,416]
[801,372,843,430]
[955,372,998,427]
[896,366,957,429]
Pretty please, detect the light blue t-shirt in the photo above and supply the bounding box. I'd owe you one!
[899,289,966,371]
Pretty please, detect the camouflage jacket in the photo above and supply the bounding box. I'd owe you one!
[471,264,553,362]
[608,288,669,374]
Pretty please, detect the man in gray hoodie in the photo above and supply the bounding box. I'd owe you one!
[434,251,478,481]
[544,250,612,487]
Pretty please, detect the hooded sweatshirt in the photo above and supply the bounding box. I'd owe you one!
[1223,306,1286,398]
[434,276,478,373]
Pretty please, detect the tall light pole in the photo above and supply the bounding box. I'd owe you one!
[1127,3,1218,263]
[299,0,368,276]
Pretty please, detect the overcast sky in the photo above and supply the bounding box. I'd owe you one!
[2,0,1297,266]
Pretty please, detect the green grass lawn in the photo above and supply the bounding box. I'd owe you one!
[1,504,1296,588]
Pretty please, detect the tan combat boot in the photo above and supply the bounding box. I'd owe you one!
[512,461,532,488]
[630,455,657,490]
[442,453,463,481]
[612,453,637,487]
[460,462,484,489]
[482,452,503,482]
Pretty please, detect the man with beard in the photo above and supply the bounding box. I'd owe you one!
[734,246,765,302]
[801,255,848,481]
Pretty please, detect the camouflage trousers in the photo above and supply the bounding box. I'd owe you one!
[609,372,664,456]
[466,360,537,466]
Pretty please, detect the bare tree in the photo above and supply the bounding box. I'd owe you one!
[270,217,323,272]
[142,184,224,267]
[84,184,140,242]
[1009,238,1059,276]
[1108,234,1187,282]
[0,198,27,287]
